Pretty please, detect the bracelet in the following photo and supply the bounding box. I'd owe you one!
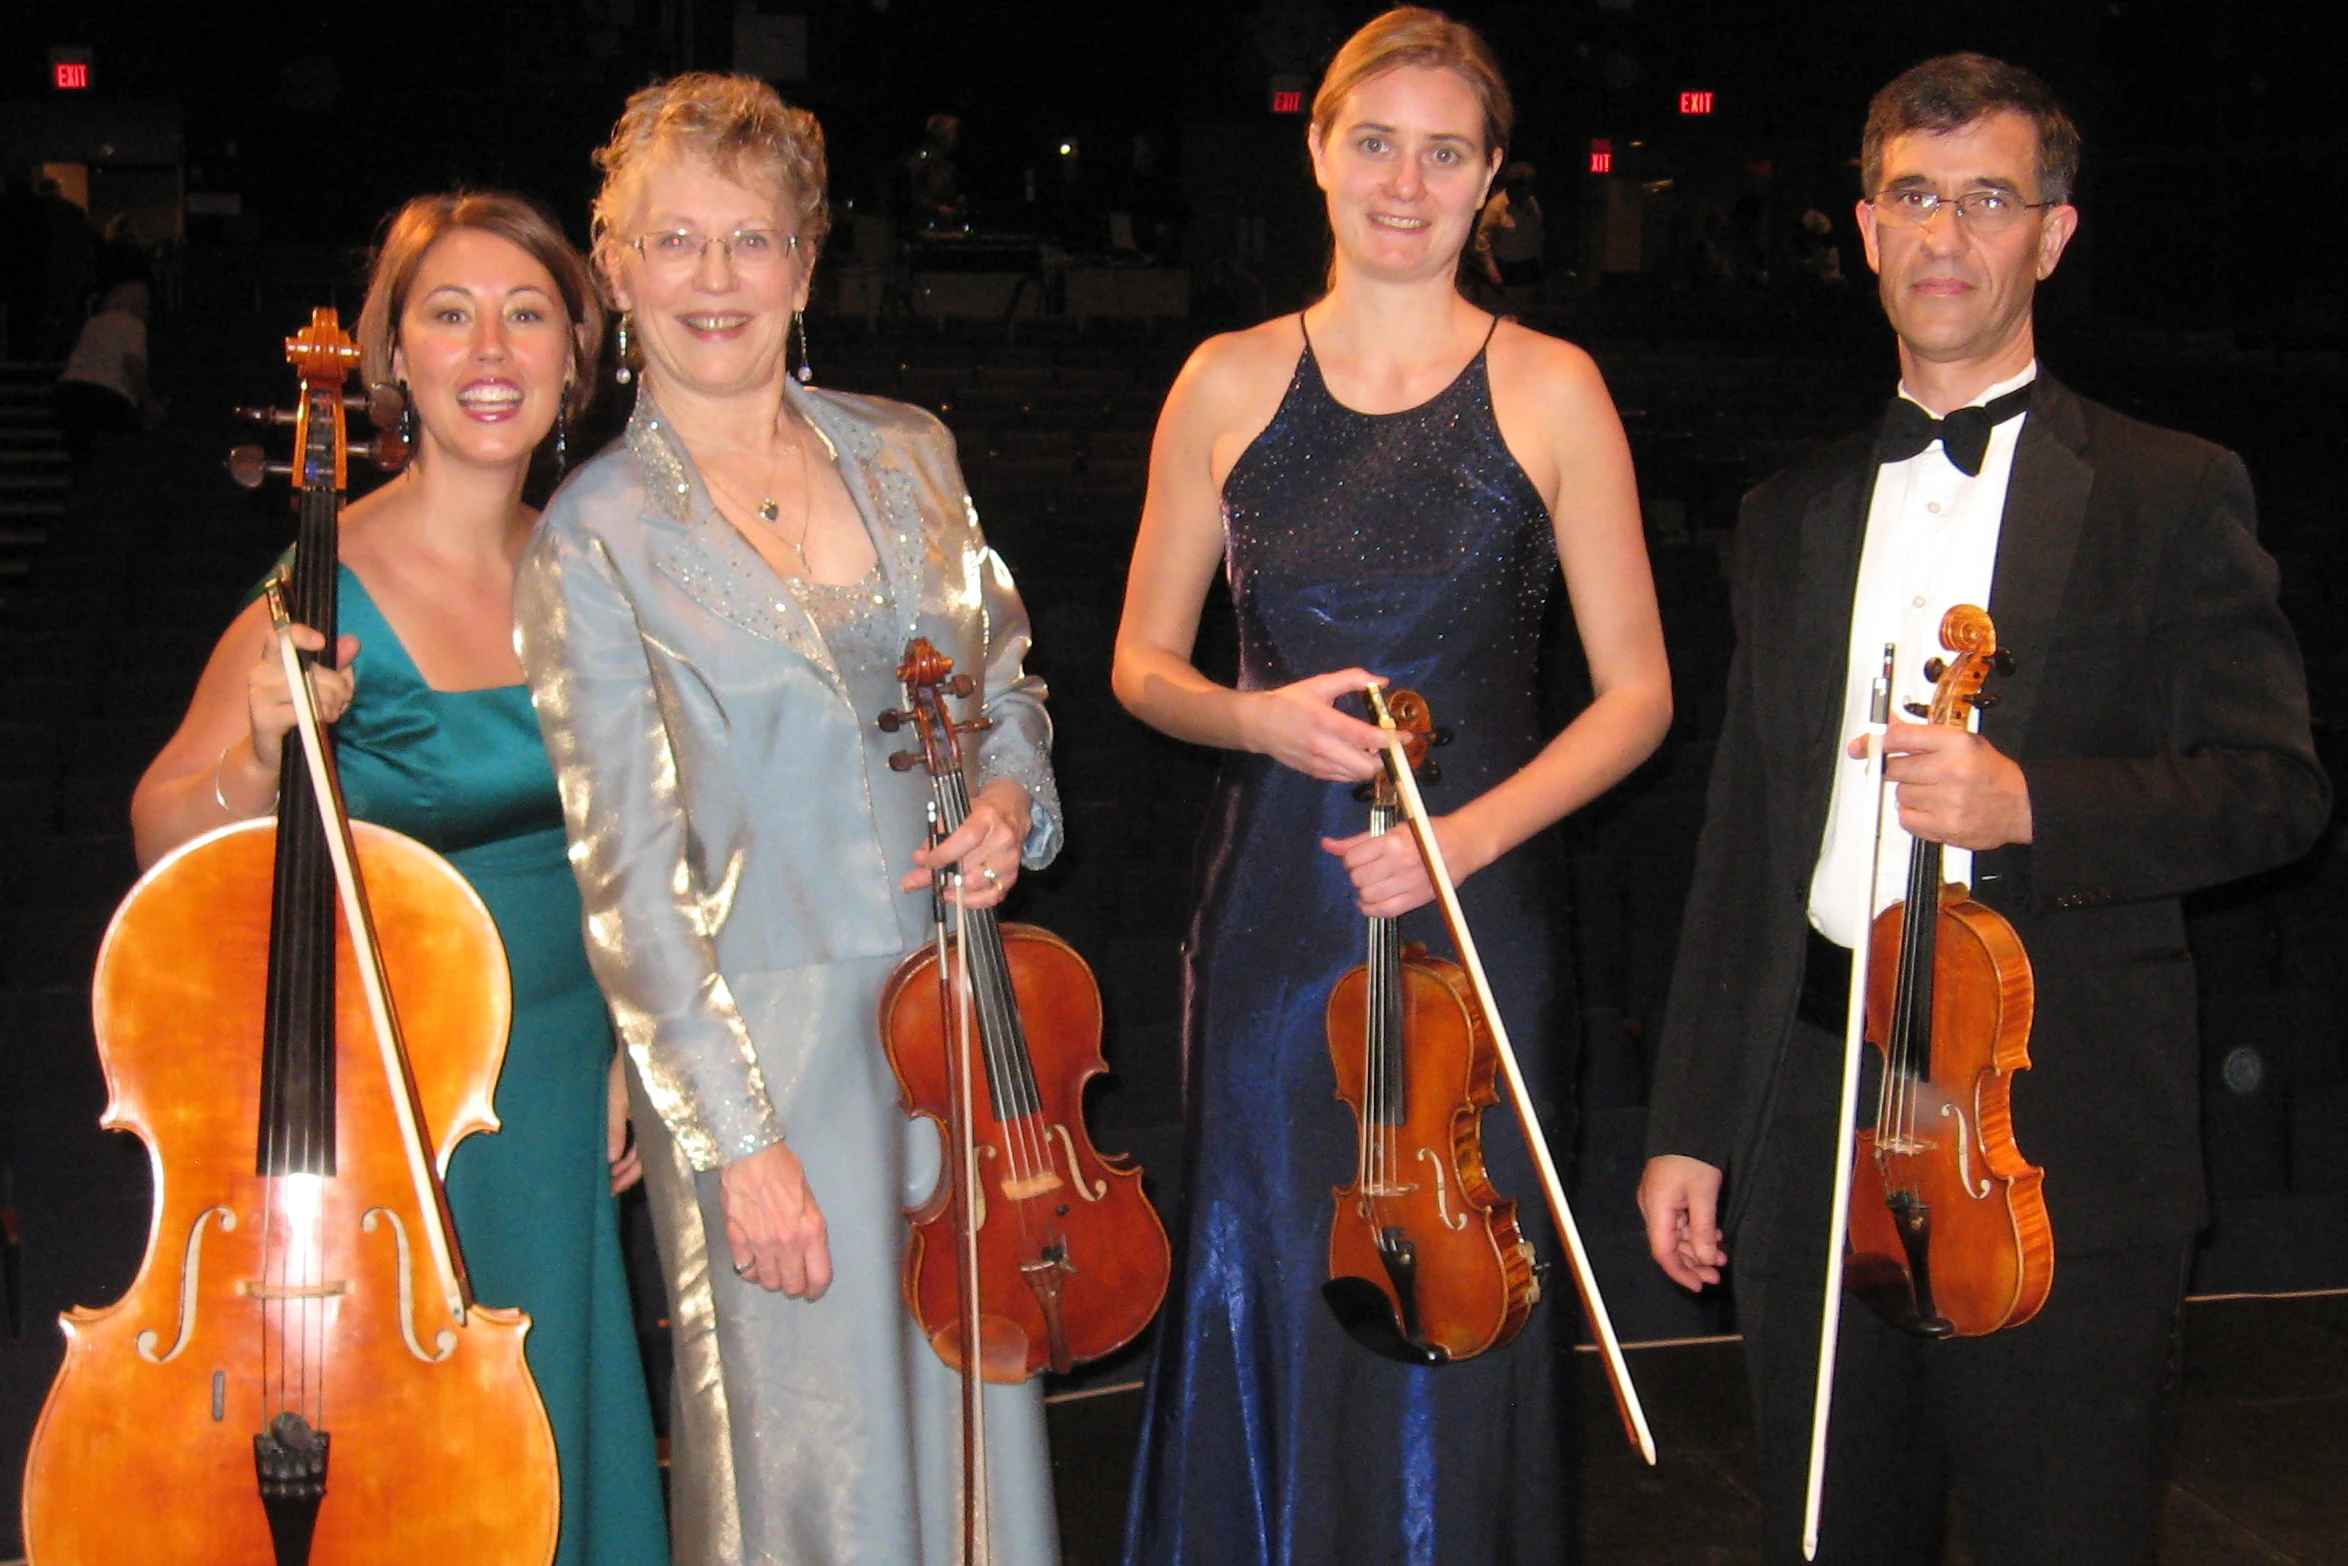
[214,743,279,819]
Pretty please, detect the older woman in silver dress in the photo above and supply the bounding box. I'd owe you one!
[515,74,1063,1566]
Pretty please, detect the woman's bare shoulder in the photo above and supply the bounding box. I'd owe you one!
[1175,316,1303,406]
[1487,318,1608,413]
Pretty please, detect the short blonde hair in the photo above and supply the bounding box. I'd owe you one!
[590,72,830,288]
[356,191,602,422]
[1312,7,1513,160]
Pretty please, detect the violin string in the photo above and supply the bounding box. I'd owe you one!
[1369,907,1385,1219]
[940,764,1049,1212]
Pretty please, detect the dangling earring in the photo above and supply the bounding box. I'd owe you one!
[397,379,418,451]
[792,310,813,385]
[614,312,634,386]
[553,391,571,478]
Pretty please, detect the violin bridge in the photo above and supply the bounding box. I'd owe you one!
[999,1171,1063,1201]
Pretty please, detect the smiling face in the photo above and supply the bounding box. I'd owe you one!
[1309,65,1502,286]
[604,151,809,405]
[1856,110,2078,394]
[391,227,576,473]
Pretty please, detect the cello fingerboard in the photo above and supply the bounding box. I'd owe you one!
[257,379,346,1179]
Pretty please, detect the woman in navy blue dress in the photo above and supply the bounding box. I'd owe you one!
[1111,11,1672,1563]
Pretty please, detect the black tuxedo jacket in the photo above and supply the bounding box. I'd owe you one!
[1647,374,2329,1255]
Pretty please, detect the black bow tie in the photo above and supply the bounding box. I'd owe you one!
[1879,382,2034,477]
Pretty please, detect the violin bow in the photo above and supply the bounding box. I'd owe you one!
[1800,644,1896,1559]
[266,578,469,1328]
[1366,685,1656,1465]
[924,811,994,1566]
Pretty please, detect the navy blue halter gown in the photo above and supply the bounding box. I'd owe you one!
[1124,320,1579,1566]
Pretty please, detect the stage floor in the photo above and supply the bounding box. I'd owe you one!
[1043,1293,2348,1565]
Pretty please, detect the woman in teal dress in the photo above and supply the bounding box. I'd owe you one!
[130,192,667,1566]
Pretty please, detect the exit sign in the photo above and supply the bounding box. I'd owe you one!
[1269,74,1306,115]
[1589,139,1613,174]
[51,49,91,90]
[1679,90,1715,115]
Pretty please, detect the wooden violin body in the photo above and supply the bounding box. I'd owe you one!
[1323,689,1537,1366]
[1326,943,1537,1363]
[1845,605,2054,1340]
[883,922,1167,1379]
[1849,883,2050,1337]
[23,821,557,1564]
[878,637,1169,1385]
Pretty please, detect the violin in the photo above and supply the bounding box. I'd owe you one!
[1324,689,1539,1365]
[1798,605,2052,1558]
[1352,685,1655,1461]
[21,310,559,1566]
[877,637,1171,1388]
[1847,605,2052,1338]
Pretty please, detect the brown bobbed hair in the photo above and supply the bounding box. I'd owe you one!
[356,191,603,424]
[590,72,830,289]
[1311,7,1514,161]
[1862,53,2082,206]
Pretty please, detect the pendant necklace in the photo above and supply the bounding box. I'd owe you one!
[704,418,815,575]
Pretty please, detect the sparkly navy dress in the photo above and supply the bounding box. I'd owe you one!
[1124,319,1579,1566]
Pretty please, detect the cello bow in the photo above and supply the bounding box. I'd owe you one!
[1365,685,1657,1465]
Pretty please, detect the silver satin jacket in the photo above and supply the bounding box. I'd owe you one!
[515,385,1062,1174]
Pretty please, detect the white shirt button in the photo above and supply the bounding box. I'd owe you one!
[1913,595,1928,608]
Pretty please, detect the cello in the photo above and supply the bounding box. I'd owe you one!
[20,310,560,1566]
[877,637,1171,1387]
[1798,604,2052,1557]
[1324,689,1540,1365]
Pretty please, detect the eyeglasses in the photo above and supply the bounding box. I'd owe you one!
[629,227,800,274]
[1869,188,2054,235]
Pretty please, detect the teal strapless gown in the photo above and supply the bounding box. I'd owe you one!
[330,565,669,1566]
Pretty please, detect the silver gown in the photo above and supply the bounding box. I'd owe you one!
[516,385,1065,1566]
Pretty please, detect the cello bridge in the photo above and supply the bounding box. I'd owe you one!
[237,1280,349,1301]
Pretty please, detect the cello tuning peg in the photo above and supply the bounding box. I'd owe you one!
[235,405,296,426]
[956,717,994,737]
[945,675,978,698]
[342,395,373,414]
[1967,692,2002,710]
[876,708,909,732]
[1923,658,1947,682]
[1419,762,1442,787]
[225,445,292,490]
[1430,727,1454,748]
[1993,649,2016,675]
[1902,701,1932,719]
[887,750,924,772]
[1352,781,1377,804]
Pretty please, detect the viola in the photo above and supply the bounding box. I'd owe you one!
[20,310,559,1566]
[1324,689,1539,1365]
[877,637,1171,1387]
[1847,605,2053,1338]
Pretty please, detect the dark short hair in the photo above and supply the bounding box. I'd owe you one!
[1861,53,2081,206]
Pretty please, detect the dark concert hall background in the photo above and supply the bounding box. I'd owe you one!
[2,1,2342,1560]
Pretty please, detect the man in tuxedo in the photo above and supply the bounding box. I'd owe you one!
[1637,53,2327,1565]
